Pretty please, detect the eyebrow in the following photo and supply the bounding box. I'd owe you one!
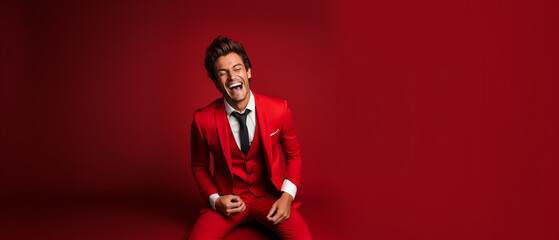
[217,63,243,72]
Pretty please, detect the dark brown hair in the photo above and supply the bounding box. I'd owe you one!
[204,36,252,82]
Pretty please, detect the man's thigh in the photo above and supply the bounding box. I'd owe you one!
[188,209,250,240]
[249,196,312,240]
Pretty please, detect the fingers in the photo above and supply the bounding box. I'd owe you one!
[278,207,291,225]
[270,209,290,225]
[225,205,244,215]
[229,195,241,202]
[238,203,246,213]
[223,195,245,216]
[225,203,245,215]
[266,202,278,219]
[267,201,292,225]
[227,195,245,208]
[226,200,243,209]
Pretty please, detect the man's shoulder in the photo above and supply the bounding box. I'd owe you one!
[193,98,222,119]
[253,92,287,108]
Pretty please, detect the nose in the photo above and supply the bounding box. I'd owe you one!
[226,70,233,80]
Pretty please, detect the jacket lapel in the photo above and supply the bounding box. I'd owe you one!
[214,99,233,173]
[254,93,274,177]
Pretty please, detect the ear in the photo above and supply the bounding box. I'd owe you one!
[247,68,252,80]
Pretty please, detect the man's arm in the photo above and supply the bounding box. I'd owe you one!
[267,100,303,224]
[191,112,246,216]
[190,113,218,202]
[279,100,303,192]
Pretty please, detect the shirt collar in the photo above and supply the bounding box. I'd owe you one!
[224,90,255,116]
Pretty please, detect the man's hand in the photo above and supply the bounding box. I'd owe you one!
[266,192,293,225]
[215,195,246,216]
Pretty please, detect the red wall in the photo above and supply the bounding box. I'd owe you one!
[1,0,558,239]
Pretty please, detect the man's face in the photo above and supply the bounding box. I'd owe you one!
[214,53,252,103]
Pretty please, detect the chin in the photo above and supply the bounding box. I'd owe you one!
[228,92,248,102]
[232,96,246,102]
[226,94,242,102]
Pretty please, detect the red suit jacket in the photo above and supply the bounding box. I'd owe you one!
[191,92,303,202]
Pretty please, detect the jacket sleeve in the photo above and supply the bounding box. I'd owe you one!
[279,101,303,187]
[190,112,218,202]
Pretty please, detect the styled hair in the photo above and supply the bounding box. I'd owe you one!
[204,36,252,82]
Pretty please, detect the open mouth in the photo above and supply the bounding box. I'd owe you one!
[228,82,243,94]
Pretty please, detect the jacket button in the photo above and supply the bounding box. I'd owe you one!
[248,172,252,175]
[249,184,253,188]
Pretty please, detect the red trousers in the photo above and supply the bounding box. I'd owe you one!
[188,192,311,239]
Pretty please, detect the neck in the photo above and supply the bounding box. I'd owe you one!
[226,91,251,112]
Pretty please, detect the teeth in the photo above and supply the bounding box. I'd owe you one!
[229,83,242,89]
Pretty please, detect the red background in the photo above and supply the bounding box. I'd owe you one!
[1,0,558,239]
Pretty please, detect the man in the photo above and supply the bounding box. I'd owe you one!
[188,36,311,239]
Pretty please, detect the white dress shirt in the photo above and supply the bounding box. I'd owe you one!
[209,91,297,210]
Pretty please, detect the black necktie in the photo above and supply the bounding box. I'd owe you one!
[231,110,251,156]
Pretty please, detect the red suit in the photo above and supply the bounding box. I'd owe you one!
[189,92,311,239]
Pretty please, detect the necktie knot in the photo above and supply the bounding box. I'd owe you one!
[231,110,250,123]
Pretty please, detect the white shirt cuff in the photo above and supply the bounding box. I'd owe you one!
[209,193,220,210]
[280,179,297,199]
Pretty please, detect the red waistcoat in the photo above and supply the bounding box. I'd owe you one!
[227,115,277,196]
